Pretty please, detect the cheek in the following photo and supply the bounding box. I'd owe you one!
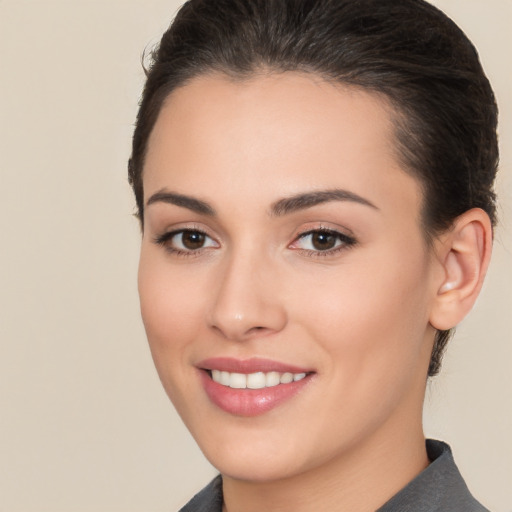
[289,242,432,380]
[137,250,206,375]
[282,247,432,449]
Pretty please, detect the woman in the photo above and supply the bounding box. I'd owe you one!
[129,0,498,510]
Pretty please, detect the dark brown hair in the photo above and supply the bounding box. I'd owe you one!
[128,0,499,376]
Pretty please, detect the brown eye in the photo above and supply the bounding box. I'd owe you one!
[181,230,206,250]
[154,229,218,254]
[310,231,337,250]
[290,229,357,255]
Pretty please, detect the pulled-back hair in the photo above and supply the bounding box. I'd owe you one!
[128,0,499,376]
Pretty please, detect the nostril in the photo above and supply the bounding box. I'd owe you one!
[208,292,288,340]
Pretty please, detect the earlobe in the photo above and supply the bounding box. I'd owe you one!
[430,208,493,331]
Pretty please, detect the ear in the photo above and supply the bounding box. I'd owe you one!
[429,208,493,331]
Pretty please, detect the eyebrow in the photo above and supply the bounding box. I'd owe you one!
[146,190,216,216]
[145,188,377,217]
[270,189,378,216]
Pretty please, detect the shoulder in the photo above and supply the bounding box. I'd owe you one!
[178,475,223,512]
[378,439,490,512]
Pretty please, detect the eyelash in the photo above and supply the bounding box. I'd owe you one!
[153,227,357,258]
[291,228,357,257]
[153,228,217,258]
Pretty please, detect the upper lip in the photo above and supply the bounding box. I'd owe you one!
[197,357,313,374]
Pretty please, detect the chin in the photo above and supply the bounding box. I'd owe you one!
[208,449,306,483]
[187,417,311,482]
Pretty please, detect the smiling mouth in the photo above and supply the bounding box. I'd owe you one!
[198,358,315,416]
[208,369,308,389]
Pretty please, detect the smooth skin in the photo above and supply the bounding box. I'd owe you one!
[138,72,492,512]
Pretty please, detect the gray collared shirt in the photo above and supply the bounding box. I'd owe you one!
[179,440,489,512]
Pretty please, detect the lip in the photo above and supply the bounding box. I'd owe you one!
[197,357,315,417]
[197,357,312,374]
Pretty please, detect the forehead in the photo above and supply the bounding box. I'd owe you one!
[143,72,422,222]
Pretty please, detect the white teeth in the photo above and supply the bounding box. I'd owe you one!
[210,370,308,389]
[247,372,266,389]
[229,373,247,389]
[280,372,294,384]
[265,371,281,387]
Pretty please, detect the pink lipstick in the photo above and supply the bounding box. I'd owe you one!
[197,357,314,417]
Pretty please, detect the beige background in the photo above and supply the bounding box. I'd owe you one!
[0,1,510,510]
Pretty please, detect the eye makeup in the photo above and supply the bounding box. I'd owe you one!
[153,227,219,257]
[289,227,357,258]
[152,224,357,261]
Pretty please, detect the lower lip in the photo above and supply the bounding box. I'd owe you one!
[200,371,312,417]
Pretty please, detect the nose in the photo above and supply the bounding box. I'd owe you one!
[207,249,287,341]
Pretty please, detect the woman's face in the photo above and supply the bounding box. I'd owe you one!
[138,73,439,482]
